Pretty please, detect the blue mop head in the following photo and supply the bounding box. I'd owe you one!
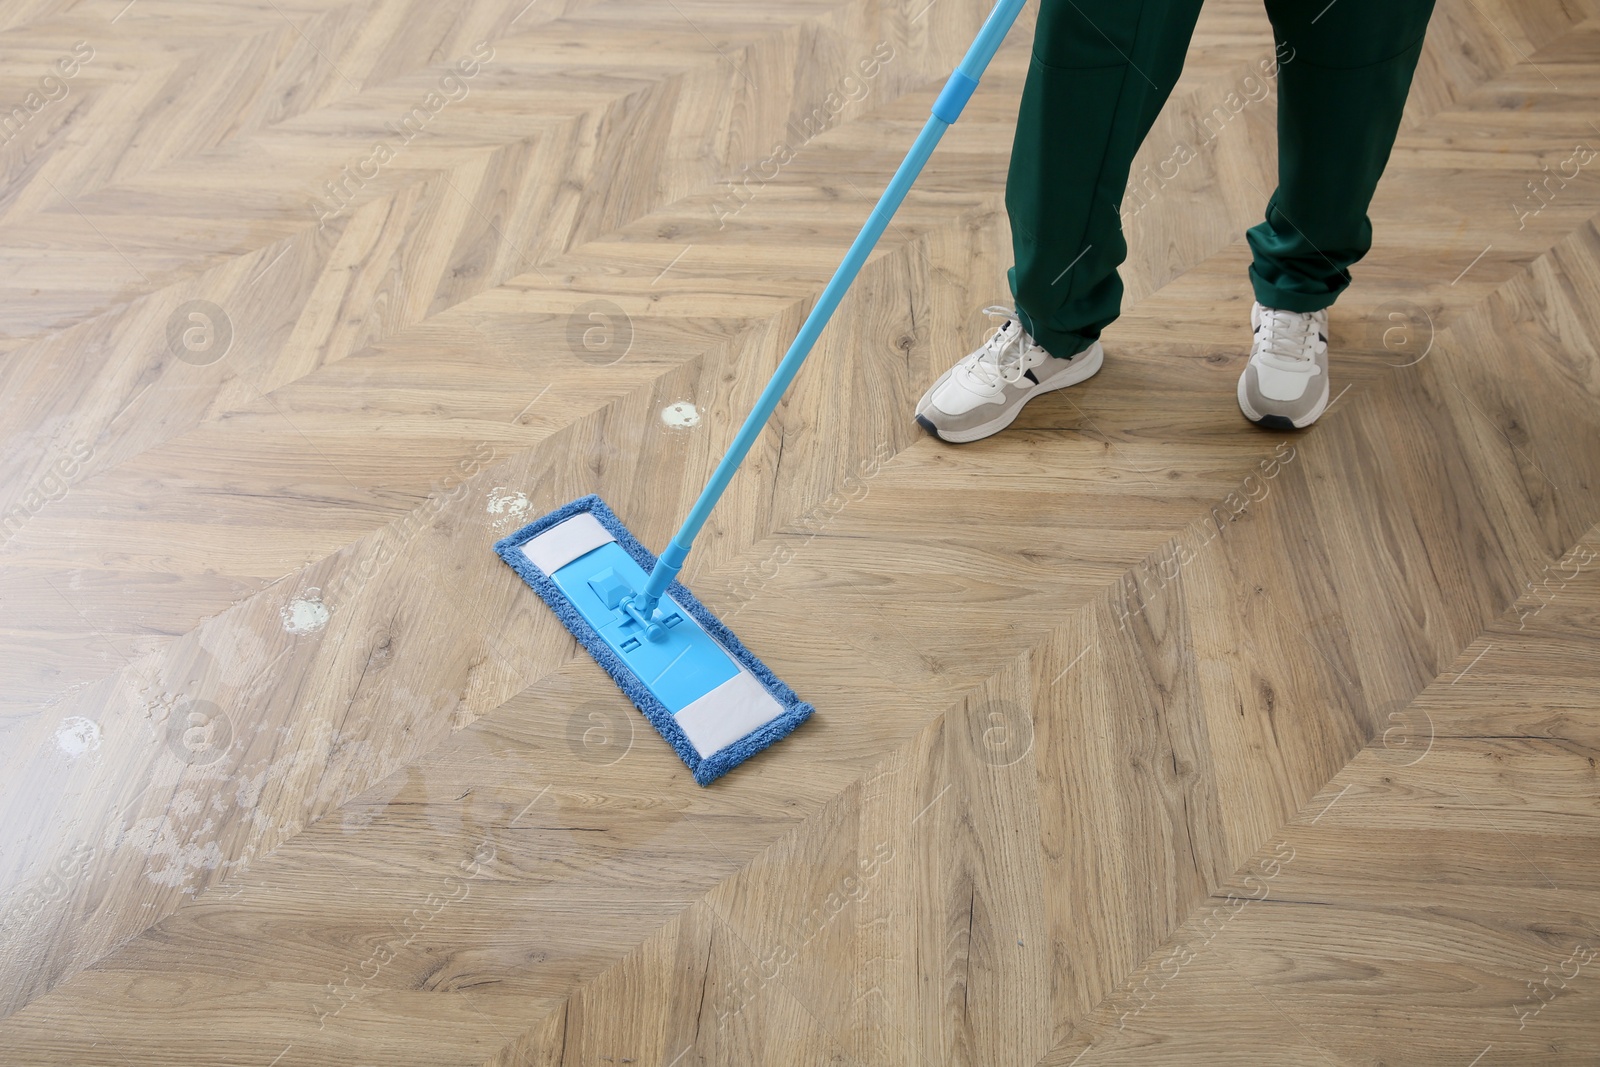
[494,495,813,785]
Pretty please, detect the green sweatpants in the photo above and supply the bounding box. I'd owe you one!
[1006,0,1436,357]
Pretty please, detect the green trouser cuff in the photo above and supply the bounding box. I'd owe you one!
[1245,33,1428,312]
[1008,265,1100,357]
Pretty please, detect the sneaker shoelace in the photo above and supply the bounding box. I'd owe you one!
[967,305,1034,388]
[1254,306,1321,368]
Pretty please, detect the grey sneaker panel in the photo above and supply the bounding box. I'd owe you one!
[1238,346,1330,428]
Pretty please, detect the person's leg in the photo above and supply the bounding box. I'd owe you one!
[1249,0,1437,310]
[1006,0,1206,358]
[1235,0,1435,431]
[914,0,1205,443]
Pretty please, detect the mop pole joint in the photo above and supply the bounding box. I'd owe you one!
[932,70,978,123]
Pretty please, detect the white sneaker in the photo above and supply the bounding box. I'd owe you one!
[915,306,1104,443]
[1237,301,1330,430]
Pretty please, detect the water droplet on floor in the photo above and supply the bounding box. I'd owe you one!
[56,716,101,758]
[486,488,531,530]
[660,401,700,429]
[282,595,330,635]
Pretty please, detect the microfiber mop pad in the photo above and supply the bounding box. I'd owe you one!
[495,495,813,786]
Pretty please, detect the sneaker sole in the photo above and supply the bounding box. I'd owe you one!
[917,343,1104,444]
[1236,369,1328,430]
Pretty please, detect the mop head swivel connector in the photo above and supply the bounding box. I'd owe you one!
[495,495,813,785]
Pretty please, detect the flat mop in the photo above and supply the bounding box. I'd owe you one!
[495,0,1029,785]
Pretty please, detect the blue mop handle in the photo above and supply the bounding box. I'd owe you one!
[636,0,1029,611]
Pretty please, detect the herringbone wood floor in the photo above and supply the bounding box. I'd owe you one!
[0,0,1597,1064]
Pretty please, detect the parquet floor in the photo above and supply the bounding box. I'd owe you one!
[0,0,1597,1064]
